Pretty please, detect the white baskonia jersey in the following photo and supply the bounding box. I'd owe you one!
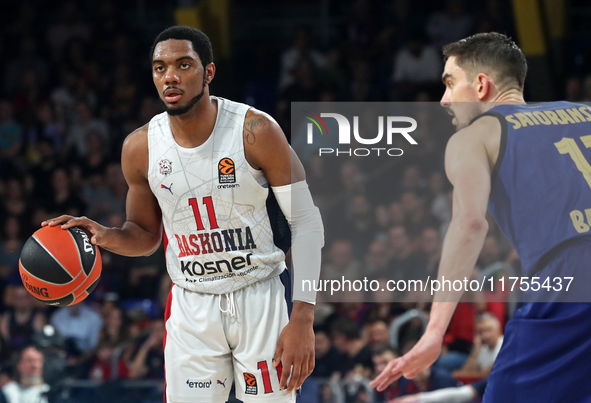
[147,96,288,294]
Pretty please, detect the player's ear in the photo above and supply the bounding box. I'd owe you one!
[476,73,491,101]
[204,62,216,85]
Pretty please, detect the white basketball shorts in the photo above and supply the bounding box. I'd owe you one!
[163,270,296,403]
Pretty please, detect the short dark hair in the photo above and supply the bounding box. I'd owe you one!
[442,32,527,90]
[151,25,213,67]
[331,317,361,340]
[372,345,396,357]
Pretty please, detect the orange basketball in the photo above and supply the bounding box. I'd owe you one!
[19,226,102,306]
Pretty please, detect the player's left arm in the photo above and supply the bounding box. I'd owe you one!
[372,116,497,391]
[243,108,324,394]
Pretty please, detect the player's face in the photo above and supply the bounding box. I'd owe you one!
[440,56,482,130]
[152,39,213,116]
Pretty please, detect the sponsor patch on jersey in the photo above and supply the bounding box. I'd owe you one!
[243,372,258,395]
[218,158,236,183]
[159,159,173,176]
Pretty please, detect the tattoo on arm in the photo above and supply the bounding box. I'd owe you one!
[243,116,270,145]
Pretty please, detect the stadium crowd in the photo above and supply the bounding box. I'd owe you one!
[0,0,581,402]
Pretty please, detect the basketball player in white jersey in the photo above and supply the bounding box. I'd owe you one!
[43,26,324,403]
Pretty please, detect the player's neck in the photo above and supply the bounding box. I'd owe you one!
[168,96,218,148]
[490,89,526,106]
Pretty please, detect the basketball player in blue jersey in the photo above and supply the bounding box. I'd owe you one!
[42,26,324,403]
[371,32,591,402]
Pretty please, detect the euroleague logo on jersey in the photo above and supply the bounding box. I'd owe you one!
[218,157,239,188]
[243,372,258,395]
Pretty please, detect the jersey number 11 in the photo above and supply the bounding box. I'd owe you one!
[188,196,219,230]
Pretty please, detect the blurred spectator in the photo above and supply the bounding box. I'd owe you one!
[419,227,441,279]
[110,64,138,120]
[312,328,344,378]
[477,235,502,269]
[0,287,47,352]
[280,57,322,103]
[427,171,451,235]
[372,346,399,402]
[0,217,24,280]
[452,313,503,380]
[50,302,103,356]
[78,131,109,189]
[387,226,427,282]
[340,162,366,195]
[88,340,128,381]
[474,0,515,36]
[319,47,347,97]
[365,240,389,275]
[349,60,378,101]
[321,240,362,284]
[374,206,391,241]
[47,1,90,56]
[85,165,127,225]
[564,76,582,102]
[367,320,390,350]
[392,33,441,88]
[2,346,49,403]
[1,179,29,227]
[66,101,109,158]
[396,166,427,199]
[0,102,23,160]
[331,317,373,376]
[380,0,423,52]
[5,37,49,98]
[44,168,86,217]
[347,0,381,60]
[279,26,326,91]
[426,0,473,50]
[26,103,65,157]
[28,139,60,204]
[50,71,82,126]
[437,302,476,372]
[128,320,165,380]
[98,306,128,347]
[400,191,439,236]
[389,202,405,228]
[340,194,375,253]
[582,75,591,102]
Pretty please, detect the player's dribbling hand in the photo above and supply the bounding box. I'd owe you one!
[273,302,315,394]
[370,330,442,392]
[42,215,107,246]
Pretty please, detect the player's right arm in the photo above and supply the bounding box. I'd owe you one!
[371,116,498,391]
[42,126,163,257]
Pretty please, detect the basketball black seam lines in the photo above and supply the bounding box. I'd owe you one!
[70,257,101,299]
[30,236,74,282]
[21,258,84,287]
[66,228,96,276]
